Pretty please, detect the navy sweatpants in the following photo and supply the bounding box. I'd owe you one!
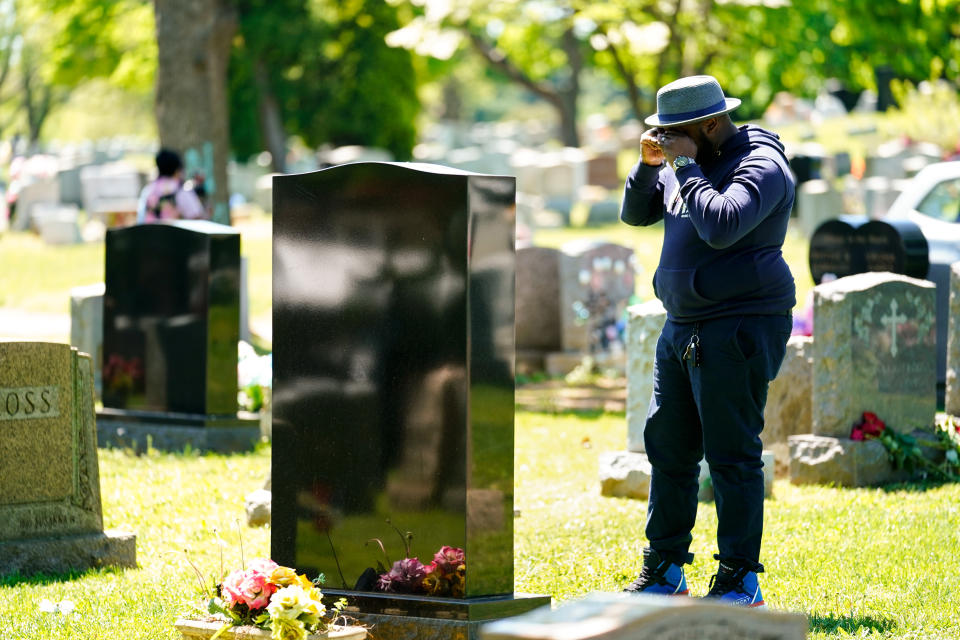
[643,313,792,571]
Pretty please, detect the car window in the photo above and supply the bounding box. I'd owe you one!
[917,177,960,222]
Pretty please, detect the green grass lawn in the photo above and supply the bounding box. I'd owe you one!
[2,411,958,639]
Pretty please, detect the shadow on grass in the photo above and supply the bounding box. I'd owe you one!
[0,565,127,587]
[515,407,620,420]
[875,478,954,493]
[809,612,895,635]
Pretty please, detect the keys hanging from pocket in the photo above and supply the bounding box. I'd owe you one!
[683,328,701,368]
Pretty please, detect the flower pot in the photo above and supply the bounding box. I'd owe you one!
[174,618,367,640]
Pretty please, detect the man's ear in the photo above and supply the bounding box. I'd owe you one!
[702,117,719,135]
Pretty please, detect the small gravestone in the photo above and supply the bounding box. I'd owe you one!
[70,283,105,399]
[795,179,844,237]
[585,152,620,189]
[97,221,259,452]
[946,261,960,415]
[0,342,136,576]
[625,300,666,453]
[557,239,635,355]
[271,162,549,639]
[812,272,936,438]
[763,336,813,476]
[480,592,807,640]
[516,247,563,353]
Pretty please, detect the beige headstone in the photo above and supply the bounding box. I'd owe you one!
[0,342,136,576]
[763,336,813,476]
[0,342,102,539]
[945,262,960,416]
[625,300,666,453]
[813,272,936,437]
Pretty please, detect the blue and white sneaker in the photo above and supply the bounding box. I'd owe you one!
[705,561,766,608]
[623,548,689,595]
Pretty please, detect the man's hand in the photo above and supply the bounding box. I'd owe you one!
[640,128,666,166]
[656,129,698,167]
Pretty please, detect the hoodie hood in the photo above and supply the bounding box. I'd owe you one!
[720,124,789,161]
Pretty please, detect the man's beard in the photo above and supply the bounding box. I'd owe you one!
[694,130,715,164]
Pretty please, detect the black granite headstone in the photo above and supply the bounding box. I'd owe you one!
[271,162,548,630]
[98,220,258,451]
[809,216,929,285]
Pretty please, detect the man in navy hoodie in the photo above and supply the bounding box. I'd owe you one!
[619,75,795,607]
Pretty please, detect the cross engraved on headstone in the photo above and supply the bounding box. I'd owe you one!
[880,298,908,356]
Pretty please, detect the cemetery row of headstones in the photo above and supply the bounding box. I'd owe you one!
[19,158,938,638]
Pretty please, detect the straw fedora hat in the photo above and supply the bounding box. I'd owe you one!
[645,75,741,127]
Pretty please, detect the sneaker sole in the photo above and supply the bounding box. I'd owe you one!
[748,601,766,609]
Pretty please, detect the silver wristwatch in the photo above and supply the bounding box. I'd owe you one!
[674,155,696,169]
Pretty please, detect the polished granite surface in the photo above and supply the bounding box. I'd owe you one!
[271,163,518,605]
[102,221,240,415]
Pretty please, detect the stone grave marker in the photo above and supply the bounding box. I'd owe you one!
[557,239,635,354]
[812,271,936,438]
[516,247,562,353]
[625,300,666,454]
[97,220,258,452]
[795,179,844,237]
[0,342,136,576]
[12,179,59,231]
[70,283,105,399]
[808,216,929,285]
[480,592,807,640]
[763,336,813,476]
[791,272,937,487]
[271,162,549,639]
[945,261,960,415]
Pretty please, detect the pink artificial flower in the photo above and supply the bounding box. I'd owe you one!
[239,570,275,610]
[220,569,248,607]
[247,558,279,577]
[850,427,865,441]
[432,546,465,575]
[220,566,277,610]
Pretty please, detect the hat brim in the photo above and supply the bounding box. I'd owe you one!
[644,98,741,127]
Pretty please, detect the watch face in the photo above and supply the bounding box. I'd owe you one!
[675,156,693,167]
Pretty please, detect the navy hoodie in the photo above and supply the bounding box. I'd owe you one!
[620,124,796,322]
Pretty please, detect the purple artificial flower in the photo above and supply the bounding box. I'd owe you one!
[377,557,428,593]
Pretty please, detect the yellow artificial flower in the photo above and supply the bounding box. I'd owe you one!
[270,566,300,587]
[296,573,315,590]
[421,571,441,595]
[267,586,307,621]
[270,617,307,640]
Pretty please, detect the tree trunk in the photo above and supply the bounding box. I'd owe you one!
[557,27,581,148]
[253,57,287,174]
[153,0,236,224]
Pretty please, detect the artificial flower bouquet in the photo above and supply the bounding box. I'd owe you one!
[180,557,360,640]
[374,545,466,598]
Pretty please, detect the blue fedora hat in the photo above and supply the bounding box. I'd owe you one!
[645,75,741,127]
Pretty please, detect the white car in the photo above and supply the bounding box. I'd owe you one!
[884,161,960,403]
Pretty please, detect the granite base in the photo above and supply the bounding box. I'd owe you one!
[324,592,551,640]
[96,408,261,453]
[0,529,137,577]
